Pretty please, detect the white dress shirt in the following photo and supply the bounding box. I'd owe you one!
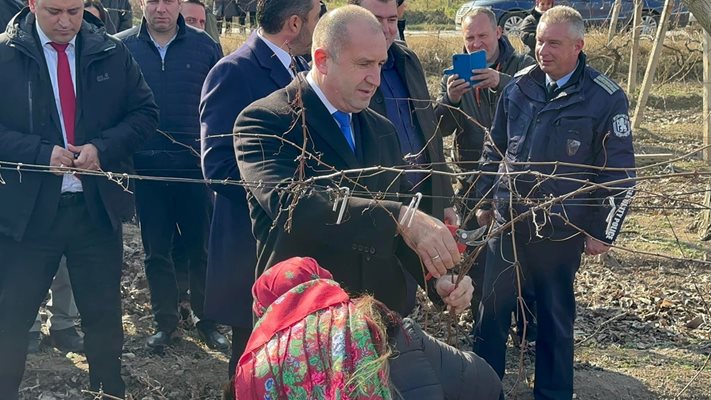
[36,22,83,193]
[257,29,295,78]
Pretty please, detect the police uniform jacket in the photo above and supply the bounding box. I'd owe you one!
[476,53,635,243]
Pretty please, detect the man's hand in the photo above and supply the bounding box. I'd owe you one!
[49,145,75,175]
[473,68,500,90]
[475,208,494,227]
[435,274,474,314]
[443,207,460,227]
[398,208,461,279]
[446,73,472,104]
[584,236,611,256]
[68,143,102,171]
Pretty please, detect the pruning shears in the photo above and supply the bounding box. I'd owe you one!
[448,224,488,253]
[425,224,489,281]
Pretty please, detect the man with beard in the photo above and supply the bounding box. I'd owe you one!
[199,0,322,378]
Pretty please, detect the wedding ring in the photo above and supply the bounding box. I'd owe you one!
[431,255,441,261]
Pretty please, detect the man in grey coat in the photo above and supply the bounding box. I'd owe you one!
[435,7,534,173]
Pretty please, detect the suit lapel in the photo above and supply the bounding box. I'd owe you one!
[250,32,294,89]
[297,80,360,169]
[353,112,377,166]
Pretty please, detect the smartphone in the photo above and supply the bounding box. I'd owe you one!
[443,50,487,86]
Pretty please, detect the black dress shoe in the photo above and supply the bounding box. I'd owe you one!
[49,326,84,353]
[146,330,179,350]
[197,326,229,351]
[27,331,42,354]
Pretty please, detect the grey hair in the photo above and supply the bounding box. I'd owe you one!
[539,5,585,40]
[312,5,383,61]
[461,7,497,31]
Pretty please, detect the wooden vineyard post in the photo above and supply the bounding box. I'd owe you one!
[696,29,711,240]
[704,29,711,163]
[627,0,643,94]
[608,0,623,42]
[631,0,674,129]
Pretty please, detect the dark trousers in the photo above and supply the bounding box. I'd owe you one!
[0,195,124,399]
[474,230,584,400]
[172,229,191,303]
[135,181,212,332]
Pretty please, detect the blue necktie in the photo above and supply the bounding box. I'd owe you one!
[332,111,355,153]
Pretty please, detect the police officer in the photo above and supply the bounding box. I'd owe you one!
[473,6,635,400]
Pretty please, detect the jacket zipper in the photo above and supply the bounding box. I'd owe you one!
[27,80,34,135]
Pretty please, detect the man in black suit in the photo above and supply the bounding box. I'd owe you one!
[0,0,158,397]
[234,5,473,318]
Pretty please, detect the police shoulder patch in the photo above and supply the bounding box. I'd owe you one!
[612,114,631,137]
[594,74,620,95]
[515,64,536,78]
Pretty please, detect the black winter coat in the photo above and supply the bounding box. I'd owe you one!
[0,9,158,241]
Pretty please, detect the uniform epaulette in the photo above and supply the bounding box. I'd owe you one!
[593,74,620,95]
[514,64,535,78]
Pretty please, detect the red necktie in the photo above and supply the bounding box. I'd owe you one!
[50,42,76,145]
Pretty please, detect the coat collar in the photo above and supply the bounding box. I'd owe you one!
[248,31,293,89]
[518,53,588,108]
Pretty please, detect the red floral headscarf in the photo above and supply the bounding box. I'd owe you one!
[235,257,393,400]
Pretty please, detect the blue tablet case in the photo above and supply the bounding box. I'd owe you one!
[443,50,487,85]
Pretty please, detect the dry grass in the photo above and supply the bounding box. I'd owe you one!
[220,32,248,55]
[212,27,700,100]
[402,29,704,99]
